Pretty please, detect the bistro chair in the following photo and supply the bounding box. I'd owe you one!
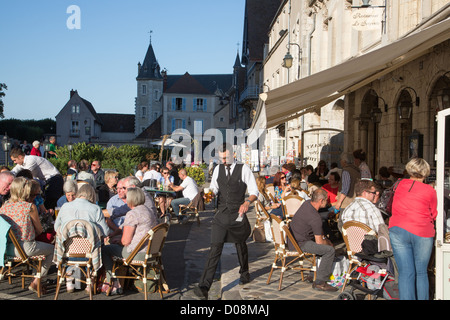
[53,219,103,300]
[1,229,46,298]
[177,191,204,226]
[281,194,305,219]
[267,214,316,291]
[266,184,277,203]
[341,221,377,292]
[107,223,170,300]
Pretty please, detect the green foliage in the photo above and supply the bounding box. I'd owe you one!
[48,142,166,178]
[185,166,205,187]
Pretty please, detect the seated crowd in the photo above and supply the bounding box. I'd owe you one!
[0,147,201,296]
[0,145,436,300]
[260,153,437,300]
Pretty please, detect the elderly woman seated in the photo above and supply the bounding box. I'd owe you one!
[54,183,110,292]
[56,179,78,208]
[101,187,158,295]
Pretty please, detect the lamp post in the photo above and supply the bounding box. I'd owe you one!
[67,141,73,160]
[2,133,11,166]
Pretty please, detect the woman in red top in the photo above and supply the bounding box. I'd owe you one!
[389,158,437,300]
[322,172,340,206]
[30,140,41,157]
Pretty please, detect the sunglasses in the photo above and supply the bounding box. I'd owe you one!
[365,190,377,195]
[162,172,169,174]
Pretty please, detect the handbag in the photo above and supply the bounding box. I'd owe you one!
[252,222,266,243]
[377,179,402,217]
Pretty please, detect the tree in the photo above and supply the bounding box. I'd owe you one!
[0,83,7,119]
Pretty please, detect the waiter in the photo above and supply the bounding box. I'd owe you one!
[10,147,64,209]
[193,143,258,300]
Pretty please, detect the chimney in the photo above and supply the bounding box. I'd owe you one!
[70,89,76,98]
[161,68,168,92]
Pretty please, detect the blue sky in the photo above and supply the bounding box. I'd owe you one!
[0,1,245,120]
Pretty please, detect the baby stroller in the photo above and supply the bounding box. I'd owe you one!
[338,231,399,300]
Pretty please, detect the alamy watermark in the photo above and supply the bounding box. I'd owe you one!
[66,5,81,30]
[169,121,266,165]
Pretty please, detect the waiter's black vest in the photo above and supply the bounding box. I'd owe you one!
[217,163,246,210]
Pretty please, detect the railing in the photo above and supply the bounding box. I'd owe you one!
[239,86,260,103]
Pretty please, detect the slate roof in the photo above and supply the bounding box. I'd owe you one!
[97,113,135,133]
[165,73,233,95]
[242,0,283,63]
[135,115,162,140]
[137,43,163,80]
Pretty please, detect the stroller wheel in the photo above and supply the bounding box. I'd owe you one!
[337,292,355,300]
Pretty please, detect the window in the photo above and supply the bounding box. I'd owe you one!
[71,121,80,136]
[154,90,160,101]
[219,117,224,122]
[71,105,80,114]
[176,98,183,111]
[171,118,186,131]
[142,106,146,118]
[194,98,207,112]
[142,85,147,95]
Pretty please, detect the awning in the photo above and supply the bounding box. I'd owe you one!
[263,16,450,128]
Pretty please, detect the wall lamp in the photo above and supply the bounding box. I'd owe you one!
[437,71,450,111]
[369,91,388,112]
[404,86,420,107]
[282,43,302,70]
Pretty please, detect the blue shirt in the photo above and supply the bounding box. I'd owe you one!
[54,198,110,236]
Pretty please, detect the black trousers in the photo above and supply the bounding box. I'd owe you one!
[199,241,250,291]
[44,174,64,209]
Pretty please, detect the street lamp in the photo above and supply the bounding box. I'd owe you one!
[283,51,294,69]
[437,88,450,111]
[67,141,73,160]
[397,100,413,120]
[371,107,382,124]
[436,72,450,111]
[2,133,11,166]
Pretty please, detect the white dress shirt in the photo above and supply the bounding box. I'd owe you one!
[11,155,60,182]
[210,163,259,198]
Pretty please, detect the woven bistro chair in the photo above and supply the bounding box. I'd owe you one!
[341,221,377,292]
[53,219,103,300]
[54,236,97,300]
[267,214,317,290]
[1,229,47,298]
[108,223,170,300]
[281,194,305,219]
[266,184,277,203]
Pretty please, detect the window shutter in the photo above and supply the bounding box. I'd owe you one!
[182,119,186,129]
[172,119,175,131]
[193,99,197,112]
[172,98,176,111]
[182,98,186,111]
[203,99,207,112]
